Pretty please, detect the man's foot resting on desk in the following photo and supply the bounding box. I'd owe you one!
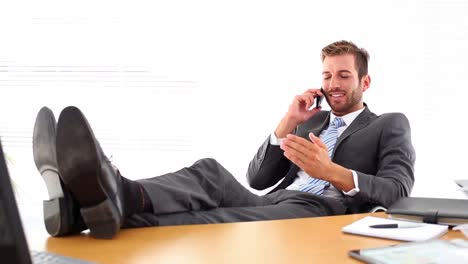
[33,107,86,236]
[55,106,152,239]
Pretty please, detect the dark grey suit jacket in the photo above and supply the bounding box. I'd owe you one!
[246,106,415,213]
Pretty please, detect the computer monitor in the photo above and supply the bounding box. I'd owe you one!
[0,138,33,263]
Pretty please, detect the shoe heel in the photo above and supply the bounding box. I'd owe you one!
[80,199,121,239]
[43,198,69,237]
[40,169,64,199]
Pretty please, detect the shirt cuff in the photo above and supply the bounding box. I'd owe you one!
[270,132,283,145]
[343,170,360,196]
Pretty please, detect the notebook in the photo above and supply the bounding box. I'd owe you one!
[387,197,468,226]
[342,216,449,242]
[0,138,94,264]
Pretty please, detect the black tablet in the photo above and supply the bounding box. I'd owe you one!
[348,239,468,264]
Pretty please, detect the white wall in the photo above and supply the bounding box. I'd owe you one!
[1,0,468,204]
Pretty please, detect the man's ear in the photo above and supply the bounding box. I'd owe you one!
[361,75,371,92]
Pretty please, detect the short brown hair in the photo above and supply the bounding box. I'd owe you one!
[321,40,369,79]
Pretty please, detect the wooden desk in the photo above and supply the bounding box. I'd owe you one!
[29,213,464,264]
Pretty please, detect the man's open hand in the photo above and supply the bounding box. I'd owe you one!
[280,132,332,180]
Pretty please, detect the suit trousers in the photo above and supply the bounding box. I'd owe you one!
[123,158,347,228]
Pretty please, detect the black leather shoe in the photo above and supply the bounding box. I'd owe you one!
[33,107,86,236]
[56,106,125,239]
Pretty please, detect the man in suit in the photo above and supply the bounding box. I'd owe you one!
[33,40,415,239]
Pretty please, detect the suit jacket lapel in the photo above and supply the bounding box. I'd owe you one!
[297,112,331,139]
[334,106,373,155]
[309,119,329,139]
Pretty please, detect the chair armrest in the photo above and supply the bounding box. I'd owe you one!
[368,205,387,213]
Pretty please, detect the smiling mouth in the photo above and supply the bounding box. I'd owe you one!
[329,93,345,98]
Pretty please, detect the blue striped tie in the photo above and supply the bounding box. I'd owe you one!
[298,117,346,195]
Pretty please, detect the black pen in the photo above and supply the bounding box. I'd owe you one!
[369,223,423,229]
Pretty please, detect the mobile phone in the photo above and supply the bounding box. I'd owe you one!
[315,87,325,109]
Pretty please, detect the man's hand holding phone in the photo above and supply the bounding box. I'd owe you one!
[287,88,324,123]
[274,88,325,139]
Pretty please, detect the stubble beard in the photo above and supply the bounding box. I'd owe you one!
[328,84,363,115]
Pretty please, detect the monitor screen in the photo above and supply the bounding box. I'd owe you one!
[0,139,32,264]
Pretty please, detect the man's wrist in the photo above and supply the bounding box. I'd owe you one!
[275,115,299,138]
[328,163,355,191]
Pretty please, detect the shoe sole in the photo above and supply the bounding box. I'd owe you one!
[33,107,76,236]
[56,106,121,239]
[33,107,62,199]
